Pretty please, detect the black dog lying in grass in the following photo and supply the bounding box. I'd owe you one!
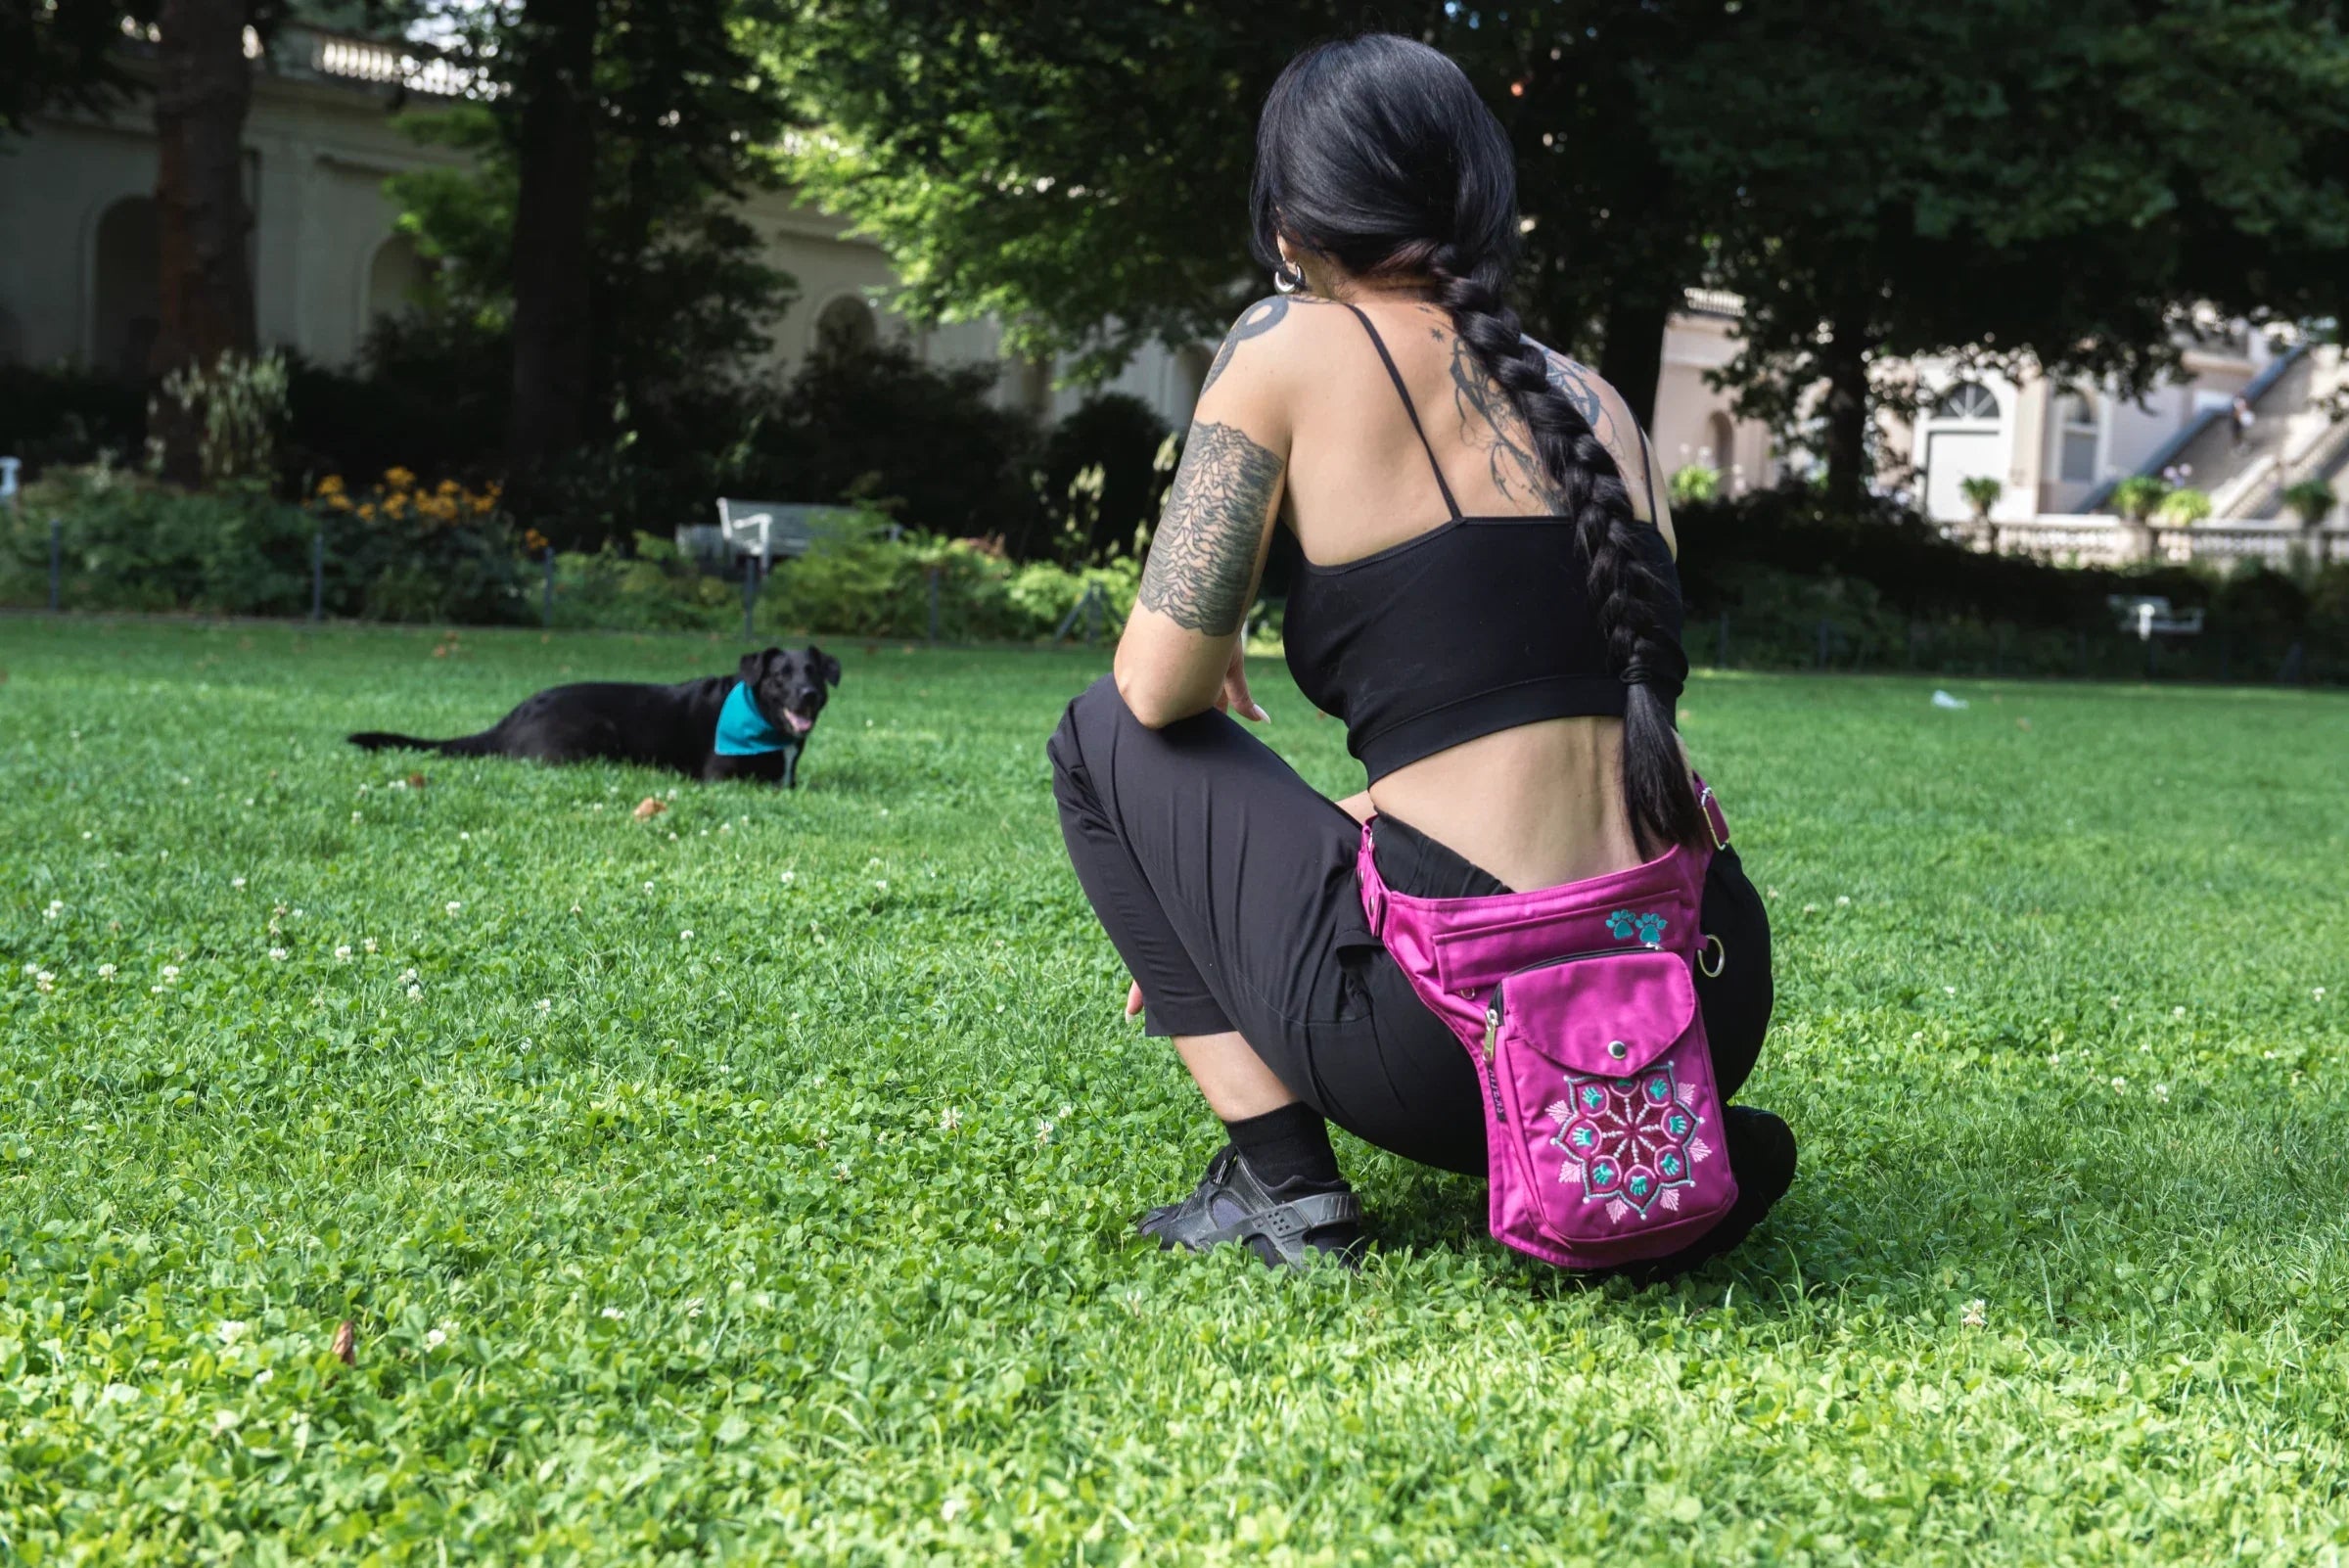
[349,645,841,788]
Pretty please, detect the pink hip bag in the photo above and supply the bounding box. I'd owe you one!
[1357,785,1738,1270]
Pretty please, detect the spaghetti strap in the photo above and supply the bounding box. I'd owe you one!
[1342,301,1462,522]
[1634,421,1660,526]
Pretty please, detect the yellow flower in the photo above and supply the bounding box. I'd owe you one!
[314,475,346,497]
[385,493,409,519]
[356,502,377,521]
[437,479,460,496]
[325,493,352,512]
[384,466,418,492]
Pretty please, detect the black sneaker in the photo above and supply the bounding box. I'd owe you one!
[1136,1146,1365,1269]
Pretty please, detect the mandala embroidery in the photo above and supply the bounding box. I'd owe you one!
[1548,1057,1704,1220]
[1604,909,1669,947]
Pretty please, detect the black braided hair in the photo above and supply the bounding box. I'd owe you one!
[1249,33,1704,854]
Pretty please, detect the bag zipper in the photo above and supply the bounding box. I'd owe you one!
[1482,946,1641,1059]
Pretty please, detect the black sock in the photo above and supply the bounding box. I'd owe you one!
[1222,1103,1344,1190]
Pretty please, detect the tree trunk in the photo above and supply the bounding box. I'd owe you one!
[505,0,601,522]
[1596,295,1670,433]
[1820,315,1872,518]
[150,0,255,485]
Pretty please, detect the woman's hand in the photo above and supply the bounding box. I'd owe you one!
[1127,980,1145,1020]
[1214,643,1269,723]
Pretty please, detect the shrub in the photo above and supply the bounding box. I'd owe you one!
[2155,486,2213,527]
[1958,475,2003,521]
[2111,474,2170,524]
[6,462,524,623]
[2281,479,2337,527]
[1668,465,1721,506]
[0,364,147,478]
[1034,395,1173,563]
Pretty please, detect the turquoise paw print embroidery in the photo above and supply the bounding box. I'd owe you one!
[1607,909,1668,947]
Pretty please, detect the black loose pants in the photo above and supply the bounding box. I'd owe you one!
[1049,676,1773,1178]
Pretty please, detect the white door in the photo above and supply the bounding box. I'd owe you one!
[1923,429,2004,521]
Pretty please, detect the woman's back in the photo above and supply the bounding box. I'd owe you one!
[1271,293,1677,892]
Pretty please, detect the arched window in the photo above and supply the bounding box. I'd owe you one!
[91,196,161,381]
[1705,411,1735,474]
[1932,382,2000,421]
[813,295,879,354]
[2054,391,2098,484]
[366,234,430,327]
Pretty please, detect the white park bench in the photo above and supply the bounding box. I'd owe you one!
[679,500,901,574]
[2107,594,2205,640]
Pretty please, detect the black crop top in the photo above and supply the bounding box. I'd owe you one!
[1282,304,1682,783]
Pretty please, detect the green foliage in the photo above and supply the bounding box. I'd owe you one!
[1034,394,1174,565]
[761,526,1139,642]
[5,463,523,623]
[1958,475,2004,520]
[148,349,292,487]
[1670,464,1723,506]
[5,622,2349,1560]
[0,361,147,476]
[2156,486,2214,527]
[2281,478,2337,527]
[2112,475,2173,524]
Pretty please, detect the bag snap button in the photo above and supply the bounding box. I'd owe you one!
[1606,1039,1628,1060]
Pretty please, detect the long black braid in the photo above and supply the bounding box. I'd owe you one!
[1250,34,1704,854]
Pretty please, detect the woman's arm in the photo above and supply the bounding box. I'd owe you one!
[1114,300,1302,728]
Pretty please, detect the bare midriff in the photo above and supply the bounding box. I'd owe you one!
[1365,717,1644,893]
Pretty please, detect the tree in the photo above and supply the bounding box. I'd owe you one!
[1,0,157,135]
[1653,0,2349,513]
[392,0,800,538]
[148,0,271,483]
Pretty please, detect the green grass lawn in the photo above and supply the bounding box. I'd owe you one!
[4,618,2346,1564]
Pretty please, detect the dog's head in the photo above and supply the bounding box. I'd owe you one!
[739,645,841,739]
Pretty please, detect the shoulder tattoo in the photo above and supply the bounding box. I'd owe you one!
[1138,421,1283,635]
[1201,297,1291,395]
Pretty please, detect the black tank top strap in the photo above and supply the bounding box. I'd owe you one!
[1341,301,1462,522]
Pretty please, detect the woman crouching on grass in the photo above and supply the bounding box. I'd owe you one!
[1048,34,1795,1275]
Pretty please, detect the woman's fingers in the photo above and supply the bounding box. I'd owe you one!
[1224,653,1269,723]
[1126,981,1145,1019]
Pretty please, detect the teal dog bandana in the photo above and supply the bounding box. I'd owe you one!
[714,681,792,757]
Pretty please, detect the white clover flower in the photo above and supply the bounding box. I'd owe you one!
[363,938,378,954]
[834,1162,852,1181]
[253,1368,272,1386]
[940,1107,962,1132]
[398,968,418,985]
[684,1297,705,1318]
[34,971,56,992]
[161,964,181,981]
[407,985,423,1001]
[424,1327,447,1350]
[21,962,37,976]
[43,899,63,919]
[97,963,115,980]
[2154,1084,2171,1101]
[81,830,93,841]
[2173,1006,2187,1018]
[780,871,796,884]
[352,811,362,822]
[268,947,288,962]
[1944,986,1958,995]
[334,945,352,962]
[1057,1104,1072,1119]
[679,930,694,942]
[1836,896,1851,907]
[1036,1119,1054,1144]
[643,881,656,894]
[875,880,888,892]
[2317,988,2328,1000]
[292,908,303,919]
[231,876,247,890]
[459,831,470,841]
[211,1409,241,1434]
[2049,1052,2061,1066]
[219,1320,250,1345]
[942,1498,969,1523]
[2110,1077,2126,1091]
[151,985,164,994]
[718,823,731,834]
[600,1307,625,1320]
[1961,1299,1987,1328]
[444,901,462,915]
[536,998,552,1013]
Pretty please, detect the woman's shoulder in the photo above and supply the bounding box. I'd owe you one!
[1197,294,1352,398]
[1518,336,1665,530]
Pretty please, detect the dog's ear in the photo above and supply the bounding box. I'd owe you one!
[738,647,780,686]
[809,644,842,686]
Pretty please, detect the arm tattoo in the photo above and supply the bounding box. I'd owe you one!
[1201,297,1290,395]
[1138,421,1283,634]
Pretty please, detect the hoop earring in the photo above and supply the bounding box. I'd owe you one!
[1273,260,1305,296]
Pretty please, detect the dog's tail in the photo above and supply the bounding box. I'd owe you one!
[346,730,497,755]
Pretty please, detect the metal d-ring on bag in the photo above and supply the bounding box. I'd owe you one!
[1357,781,1740,1270]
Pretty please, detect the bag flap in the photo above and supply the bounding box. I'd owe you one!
[1497,949,1696,1077]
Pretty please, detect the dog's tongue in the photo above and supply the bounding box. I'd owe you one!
[782,710,813,735]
